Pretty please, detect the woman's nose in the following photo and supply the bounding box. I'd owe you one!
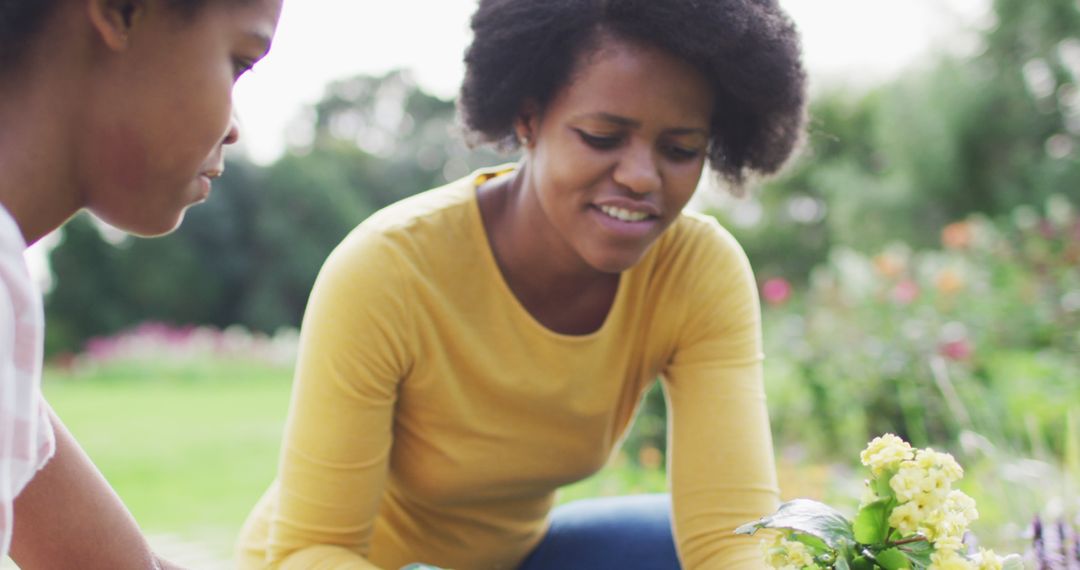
[612,144,661,195]
[222,113,241,146]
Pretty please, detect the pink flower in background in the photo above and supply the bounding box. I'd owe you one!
[70,321,299,369]
[1038,219,1056,239]
[940,338,973,361]
[892,280,920,304]
[762,278,792,306]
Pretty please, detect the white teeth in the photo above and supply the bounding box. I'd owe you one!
[598,205,649,222]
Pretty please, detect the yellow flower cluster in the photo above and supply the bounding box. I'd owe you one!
[973,550,1004,570]
[754,435,1019,570]
[761,533,823,570]
[859,433,914,476]
[928,540,1005,570]
[886,448,974,543]
[859,435,1007,570]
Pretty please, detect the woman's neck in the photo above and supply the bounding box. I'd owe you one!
[477,163,620,334]
[0,69,85,245]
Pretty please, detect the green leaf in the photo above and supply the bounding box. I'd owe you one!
[735,499,855,549]
[793,532,831,555]
[896,540,933,569]
[853,500,890,544]
[850,555,874,570]
[834,558,851,570]
[872,470,897,501]
[874,547,910,569]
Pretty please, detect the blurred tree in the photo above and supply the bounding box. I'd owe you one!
[709,89,886,282]
[44,214,133,356]
[296,69,504,206]
[718,0,1079,283]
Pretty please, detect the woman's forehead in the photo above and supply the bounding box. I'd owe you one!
[550,37,715,126]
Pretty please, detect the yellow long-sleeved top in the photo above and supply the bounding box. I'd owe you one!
[237,167,779,570]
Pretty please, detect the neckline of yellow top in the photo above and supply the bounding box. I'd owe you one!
[468,165,629,343]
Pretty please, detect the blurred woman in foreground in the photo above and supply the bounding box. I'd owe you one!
[0,0,281,567]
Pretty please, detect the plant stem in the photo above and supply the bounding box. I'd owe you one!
[891,536,929,547]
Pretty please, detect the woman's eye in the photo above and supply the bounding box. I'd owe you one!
[232,58,255,79]
[664,144,702,161]
[575,130,621,150]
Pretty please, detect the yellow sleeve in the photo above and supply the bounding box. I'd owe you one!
[265,229,414,570]
[662,225,779,569]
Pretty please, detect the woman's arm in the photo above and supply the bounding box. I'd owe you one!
[262,231,412,570]
[9,406,166,569]
[662,220,779,569]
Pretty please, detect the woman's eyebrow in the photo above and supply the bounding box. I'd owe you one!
[572,112,708,136]
[575,112,640,127]
[245,30,274,58]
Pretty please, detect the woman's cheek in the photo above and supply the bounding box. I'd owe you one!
[94,124,152,200]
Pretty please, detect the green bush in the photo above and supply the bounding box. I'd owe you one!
[763,195,1080,459]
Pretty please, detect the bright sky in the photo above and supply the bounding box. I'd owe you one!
[231,0,992,165]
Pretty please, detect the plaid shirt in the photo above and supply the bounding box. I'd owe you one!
[0,204,56,558]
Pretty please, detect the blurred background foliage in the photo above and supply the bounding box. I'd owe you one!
[46,0,1080,356]
[30,0,1080,565]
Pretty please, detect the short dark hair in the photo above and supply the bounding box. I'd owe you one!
[458,0,808,189]
[0,0,234,74]
[0,0,57,72]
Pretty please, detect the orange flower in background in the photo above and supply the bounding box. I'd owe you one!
[942,221,973,250]
[637,446,663,470]
[873,252,906,279]
[935,268,965,295]
[1066,244,1080,265]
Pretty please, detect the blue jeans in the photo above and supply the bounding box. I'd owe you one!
[517,494,681,570]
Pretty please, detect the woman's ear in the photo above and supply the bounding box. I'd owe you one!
[86,0,145,51]
[515,99,541,149]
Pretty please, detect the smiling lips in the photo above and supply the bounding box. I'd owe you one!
[598,204,651,222]
[590,200,661,239]
[195,169,223,201]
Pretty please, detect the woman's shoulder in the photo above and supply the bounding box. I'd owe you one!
[332,173,483,258]
[322,166,517,282]
[652,210,747,270]
[360,176,477,236]
[307,180,478,311]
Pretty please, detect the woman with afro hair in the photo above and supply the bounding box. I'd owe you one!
[239,0,806,568]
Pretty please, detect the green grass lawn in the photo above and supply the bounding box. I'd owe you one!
[36,358,667,566]
[24,356,1047,568]
[41,359,295,564]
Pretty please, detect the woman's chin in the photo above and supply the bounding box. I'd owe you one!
[585,250,649,275]
[134,211,187,237]
[91,207,188,238]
